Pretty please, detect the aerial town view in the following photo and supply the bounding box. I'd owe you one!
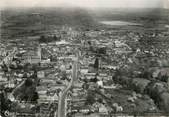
[0,0,169,117]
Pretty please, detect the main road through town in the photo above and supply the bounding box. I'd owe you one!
[56,57,78,117]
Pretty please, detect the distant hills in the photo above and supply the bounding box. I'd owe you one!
[1,7,169,39]
[1,8,97,39]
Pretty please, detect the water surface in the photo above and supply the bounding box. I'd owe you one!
[100,21,142,26]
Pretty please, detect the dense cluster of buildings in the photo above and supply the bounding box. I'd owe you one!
[1,25,169,117]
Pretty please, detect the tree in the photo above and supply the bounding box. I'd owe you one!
[25,78,33,87]
[31,92,39,102]
[53,35,60,41]
[97,47,106,55]
[39,35,47,43]
[1,62,8,74]
[94,58,99,70]
[85,90,96,105]
[0,91,12,116]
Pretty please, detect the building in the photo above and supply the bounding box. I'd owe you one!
[22,50,41,64]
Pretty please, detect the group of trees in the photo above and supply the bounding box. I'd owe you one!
[13,78,39,102]
[113,69,169,112]
[39,35,61,43]
[0,90,12,116]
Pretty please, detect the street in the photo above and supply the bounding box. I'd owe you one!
[57,58,78,117]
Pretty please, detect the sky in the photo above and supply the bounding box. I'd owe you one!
[0,0,168,9]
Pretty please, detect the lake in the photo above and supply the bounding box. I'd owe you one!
[165,25,169,28]
[100,21,142,26]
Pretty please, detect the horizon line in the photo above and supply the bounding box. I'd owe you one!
[1,6,169,10]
